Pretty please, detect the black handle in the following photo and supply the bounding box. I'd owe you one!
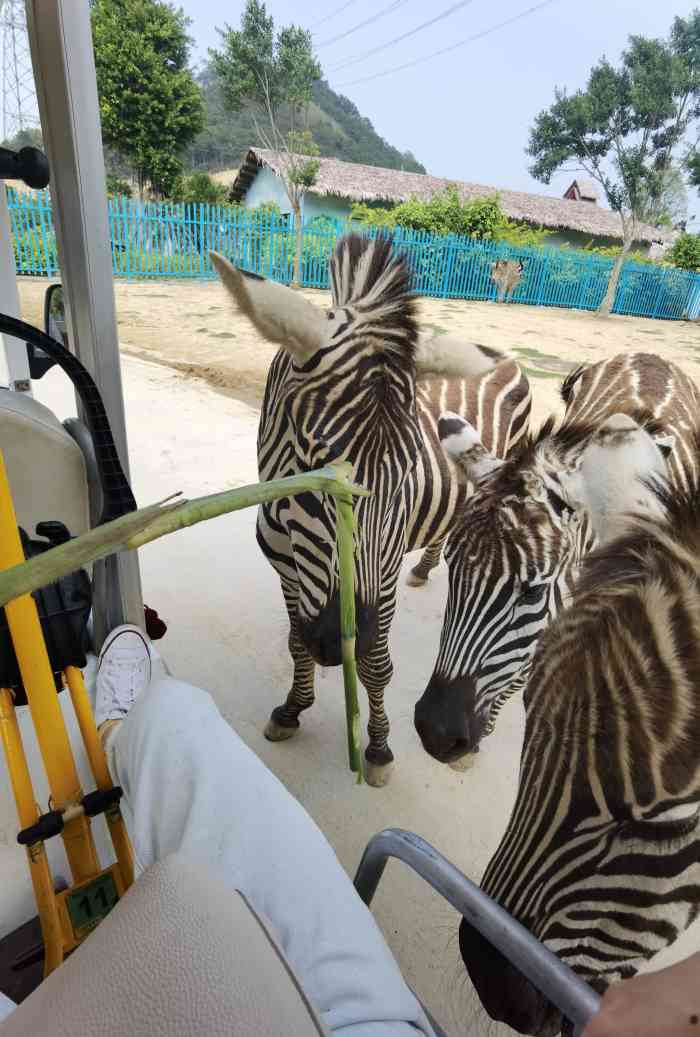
[0,147,50,190]
[0,314,136,523]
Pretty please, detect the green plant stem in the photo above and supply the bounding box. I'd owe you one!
[0,466,369,609]
[335,481,363,783]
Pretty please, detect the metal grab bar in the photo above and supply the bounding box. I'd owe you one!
[354,828,601,1037]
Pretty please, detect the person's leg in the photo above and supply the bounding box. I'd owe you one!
[97,628,433,1037]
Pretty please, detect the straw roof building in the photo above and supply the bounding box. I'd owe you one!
[230,148,674,251]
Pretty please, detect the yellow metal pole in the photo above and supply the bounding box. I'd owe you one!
[0,450,98,883]
[0,689,64,974]
[64,665,134,888]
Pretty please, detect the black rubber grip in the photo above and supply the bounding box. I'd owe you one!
[17,810,64,846]
[0,314,136,523]
[82,787,123,817]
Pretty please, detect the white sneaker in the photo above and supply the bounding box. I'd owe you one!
[95,624,152,728]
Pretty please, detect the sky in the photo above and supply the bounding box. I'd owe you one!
[178,0,700,223]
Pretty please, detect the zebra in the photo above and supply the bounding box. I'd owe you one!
[211,234,530,785]
[414,353,700,766]
[491,258,524,303]
[459,471,700,1037]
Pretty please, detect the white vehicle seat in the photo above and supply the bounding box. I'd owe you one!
[1,852,330,1036]
[0,388,89,540]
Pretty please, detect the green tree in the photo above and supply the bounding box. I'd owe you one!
[528,17,700,315]
[91,0,204,197]
[1,127,43,151]
[350,188,549,247]
[665,232,700,271]
[637,163,688,228]
[172,171,229,205]
[211,0,321,286]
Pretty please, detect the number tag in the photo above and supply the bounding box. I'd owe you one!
[65,871,119,940]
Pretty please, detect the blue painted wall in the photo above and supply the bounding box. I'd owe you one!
[244,165,294,213]
[243,166,352,221]
[302,192,351,222]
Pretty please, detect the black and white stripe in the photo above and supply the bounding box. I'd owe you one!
[414,353,700,765]
[214,234,530,783]
[460,474,700,1035]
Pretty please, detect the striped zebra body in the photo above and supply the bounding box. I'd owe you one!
[562,352,700,492]
[415,352,700,766]
[213,234,529,784]
[461,475,700,1035]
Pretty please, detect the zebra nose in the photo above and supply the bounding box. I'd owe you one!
[414,673,483,762]
[459,918,561,1036]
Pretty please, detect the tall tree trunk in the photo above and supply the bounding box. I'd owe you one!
[597,226,634,316]
[292,198,303,289]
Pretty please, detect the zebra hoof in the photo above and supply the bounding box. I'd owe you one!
[406,569,427,587]
[448,751,479,773]
[364,759,394,787]
[264,712,300,742]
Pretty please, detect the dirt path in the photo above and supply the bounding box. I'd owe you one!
[18,276,700,422]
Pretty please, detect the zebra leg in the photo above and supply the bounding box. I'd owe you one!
[357,634,395,788]
[264,591,316,742]
[406,538,444,587]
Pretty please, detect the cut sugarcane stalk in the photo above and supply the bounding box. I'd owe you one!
[0,467,369,608]
[333,465,363,783]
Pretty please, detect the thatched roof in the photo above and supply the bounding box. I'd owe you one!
[231,148,674,245]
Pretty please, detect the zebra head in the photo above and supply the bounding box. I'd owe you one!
[460,481,700,1035]
[212,235,495,667]
[414,412,673,763]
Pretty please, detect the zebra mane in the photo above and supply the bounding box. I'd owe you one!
[328,234,418,359]
[577,467,700,599]
[560,364,586,406]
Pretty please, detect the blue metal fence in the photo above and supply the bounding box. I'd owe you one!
[7,188,699,320]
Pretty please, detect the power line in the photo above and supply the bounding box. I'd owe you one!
[338,0,561,87]
[330,0,476,73]
[316,0,411,49]
[310,0,361,32]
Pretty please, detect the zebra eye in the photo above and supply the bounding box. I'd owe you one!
[327,310,335,320]
[519,582,543,605]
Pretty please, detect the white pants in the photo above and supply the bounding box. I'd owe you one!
[97,677,432,1037]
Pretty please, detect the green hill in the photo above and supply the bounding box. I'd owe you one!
[186,67,426,176]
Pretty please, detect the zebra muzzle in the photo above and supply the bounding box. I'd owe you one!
[414,673,486,762]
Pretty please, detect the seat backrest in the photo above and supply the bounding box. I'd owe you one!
[1,853,330,1036]
[0,388,89,540]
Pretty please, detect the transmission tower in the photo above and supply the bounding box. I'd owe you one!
[0,0,39,144]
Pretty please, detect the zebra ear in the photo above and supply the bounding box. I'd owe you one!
[652,433,674,459]
[562,413,671,541]
[438,412,505,482]
[210,252,326,362]
[415,331,504,379]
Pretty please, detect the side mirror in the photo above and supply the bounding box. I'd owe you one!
[27,283,66,379]
[45,283,68,346]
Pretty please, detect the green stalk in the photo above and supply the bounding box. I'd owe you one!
[0,466,369,608]
[0,462,369,780]
[335,471,363,783]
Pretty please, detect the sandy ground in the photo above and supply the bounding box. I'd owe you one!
[2,279,698,1033]
[18,275,700,424]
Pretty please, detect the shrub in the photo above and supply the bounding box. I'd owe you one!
[664,233,700,272]
[172,172,229,206]
[12,227,58,274]
[106,174,133,198]
[350,188,549,246]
